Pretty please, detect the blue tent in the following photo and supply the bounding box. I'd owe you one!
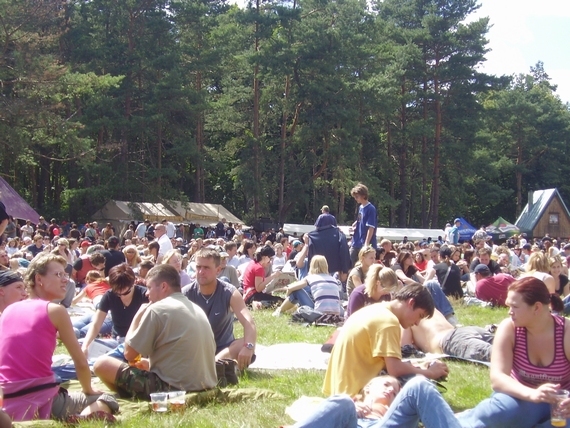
[456,217,477,242]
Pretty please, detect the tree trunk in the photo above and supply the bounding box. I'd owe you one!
[515,126,523,217]
[252,0,261,219]
[430,55,442,228]
[195,71,204,203]
[278,75,289,223]
[387,120,395,227]
[397,81,407,228]
[421,77,429,228]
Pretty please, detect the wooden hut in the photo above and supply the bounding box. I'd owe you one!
[515,188,570,239]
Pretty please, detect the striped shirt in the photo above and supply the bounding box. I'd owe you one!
[306,274,341,315]
[511,315,570,390]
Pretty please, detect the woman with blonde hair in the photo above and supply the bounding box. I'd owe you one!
[0,254,118,422]
[273,255,341,316]
[520,251,556,293]
[122,245,141,269]
[346,246,376,297]
[549,255,569,297]
[346,266,400,318]
[290,374,460,427]
[161,249,192,287]
[52,238,73,265]
[272,243,286,270]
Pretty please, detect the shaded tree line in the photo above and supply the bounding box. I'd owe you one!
[1,0,569,228]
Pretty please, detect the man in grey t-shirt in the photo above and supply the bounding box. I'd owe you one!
[183,248,257,371]
[93,264,217,398]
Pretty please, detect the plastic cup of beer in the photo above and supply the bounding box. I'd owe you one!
[551,389,569,427]
[150,392,168,413]
[168,391,186,412]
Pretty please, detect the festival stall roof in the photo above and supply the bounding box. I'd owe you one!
[165,201,244,226]
[92,201,183,227]
[515,188,570,238]
[283,223,445,242]
[0,176,41,224]
[485,217,520,241]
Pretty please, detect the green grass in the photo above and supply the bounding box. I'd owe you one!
[54,303,508,427]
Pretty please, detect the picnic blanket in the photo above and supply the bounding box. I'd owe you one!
[249,343,330,371]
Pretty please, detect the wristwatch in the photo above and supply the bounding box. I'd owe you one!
[245,342,255,350]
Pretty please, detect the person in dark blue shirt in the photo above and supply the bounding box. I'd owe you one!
[349,183,377,267]
[314,205,337,230]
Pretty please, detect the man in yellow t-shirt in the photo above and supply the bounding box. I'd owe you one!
[323,284,449,396]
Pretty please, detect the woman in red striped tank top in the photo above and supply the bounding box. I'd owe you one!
[457,276,569,428]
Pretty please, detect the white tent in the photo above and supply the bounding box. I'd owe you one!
[283,223,445,242]
[166,201,244,226]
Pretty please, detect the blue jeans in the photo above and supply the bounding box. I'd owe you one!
[293,376,461,428]
[456,391,563,428]
[288,286,314,308]
[72,314,113,338]
[424,280,454,317]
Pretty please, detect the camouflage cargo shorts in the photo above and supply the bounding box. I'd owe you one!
[115,363,173,400]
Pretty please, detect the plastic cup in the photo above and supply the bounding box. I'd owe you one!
[551,390,569,427]
[168,391,186,412]
[150,392,168,412]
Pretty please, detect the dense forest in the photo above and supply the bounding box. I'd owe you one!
[1,0,569,228]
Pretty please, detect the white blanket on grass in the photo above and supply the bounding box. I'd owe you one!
[249,343,330,371]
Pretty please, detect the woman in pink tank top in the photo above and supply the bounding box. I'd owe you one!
[457,276,570,428]
[0,254,117,422]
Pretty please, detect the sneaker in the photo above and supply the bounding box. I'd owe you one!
[224,359,239,385]
[97,393,120,414]
[215,360,228,387]
[216,359,239,386]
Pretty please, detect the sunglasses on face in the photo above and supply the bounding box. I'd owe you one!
[115,286,133,296]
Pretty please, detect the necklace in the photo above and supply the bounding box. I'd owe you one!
[199,287,215,304]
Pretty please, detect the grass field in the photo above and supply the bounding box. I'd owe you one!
[54,302,507,427]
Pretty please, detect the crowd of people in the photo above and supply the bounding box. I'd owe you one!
[1,182,570,427]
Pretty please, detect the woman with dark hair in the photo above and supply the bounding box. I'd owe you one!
[392,251,424,285]
[241,246,282,305]
[81,263,149,358]
[0,254,117,422]
[237,239,256,267]
[413,251,428,273]
[457,277,568,427]
[394,250,458,325]
[147,241,160,264]
[425,247,463,298]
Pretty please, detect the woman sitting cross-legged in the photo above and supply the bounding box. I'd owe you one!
[241,245,282,306]
[272,255,341,317]
[81,263,149,359]
[0,254,118,422]
[456,277,570,428]
[288,375,461,428]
